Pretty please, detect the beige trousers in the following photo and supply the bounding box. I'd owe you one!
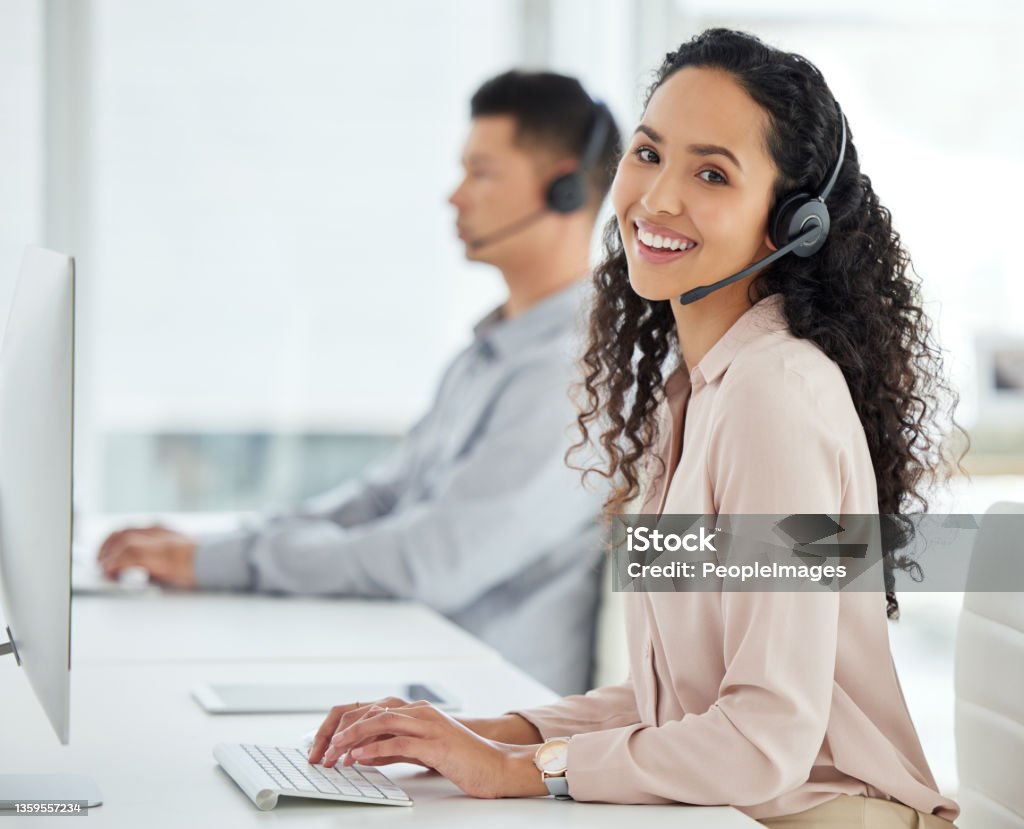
[759,795,958,828]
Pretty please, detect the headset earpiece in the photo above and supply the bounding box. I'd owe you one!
[766,108,847,259]
[544,102,613,215]
[546,173,587,213]
[769,194,831,258]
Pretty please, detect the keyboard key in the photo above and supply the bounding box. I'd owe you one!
[359,768,396,785]
[318,771,360,795]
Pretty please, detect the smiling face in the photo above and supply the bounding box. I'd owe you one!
[611,67,779,302]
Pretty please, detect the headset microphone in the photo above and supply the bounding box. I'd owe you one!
[678,104,847,306]
[678,225,824,304]
[468,207,550,250]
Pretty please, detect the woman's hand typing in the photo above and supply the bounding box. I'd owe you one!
[307,697,546,799]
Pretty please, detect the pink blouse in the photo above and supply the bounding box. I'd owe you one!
[513,293,959,821]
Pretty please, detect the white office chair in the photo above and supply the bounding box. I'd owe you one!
[954,501,1024,829]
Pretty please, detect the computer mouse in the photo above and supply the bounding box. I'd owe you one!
[117,565,151,589]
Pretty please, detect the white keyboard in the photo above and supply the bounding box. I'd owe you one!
[214,743,412,810]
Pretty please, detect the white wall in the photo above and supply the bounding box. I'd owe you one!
[79,0,520,434]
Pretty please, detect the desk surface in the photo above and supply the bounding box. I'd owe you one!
[3,591,756,827]
[72,593,498,664]
[1,657,756,828]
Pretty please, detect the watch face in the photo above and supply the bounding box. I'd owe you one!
[535,739,569,774]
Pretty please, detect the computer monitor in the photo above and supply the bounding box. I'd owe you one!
[0,246,100,806]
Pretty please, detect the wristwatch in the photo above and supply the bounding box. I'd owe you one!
[533,737,571,799]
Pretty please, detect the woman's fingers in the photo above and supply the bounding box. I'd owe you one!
[335,698,410,738]
[331,733,418,766]
[323,709,436,767]
[315,704,510,799]
[308,696,415,763]
[346,736,434,768]
[308,703,363,763]
[346,754,433,769]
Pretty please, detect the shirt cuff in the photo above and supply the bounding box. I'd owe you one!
[564,724,653,804]
[193,529,257,590]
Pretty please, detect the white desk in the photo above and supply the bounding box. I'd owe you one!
[72,593,498,664]
[2,593,756,827]
[1,657,756,828]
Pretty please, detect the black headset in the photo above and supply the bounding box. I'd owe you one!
[768,106,847,256]
[545,101,615,213]
[469,100,615,249]
[678,104,847,304]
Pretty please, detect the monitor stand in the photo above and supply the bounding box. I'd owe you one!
[0,775,103,809]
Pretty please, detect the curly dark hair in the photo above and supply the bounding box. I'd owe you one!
[571,28,966,618]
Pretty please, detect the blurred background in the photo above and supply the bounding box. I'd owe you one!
[2,0,1023,796]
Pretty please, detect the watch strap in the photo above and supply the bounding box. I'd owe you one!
[543,773,571,799]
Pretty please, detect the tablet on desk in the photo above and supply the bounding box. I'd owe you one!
[192,682,460,714]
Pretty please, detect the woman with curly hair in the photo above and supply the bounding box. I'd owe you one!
[309,29,961,826]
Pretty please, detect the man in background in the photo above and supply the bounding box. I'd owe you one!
[99,70,620,695]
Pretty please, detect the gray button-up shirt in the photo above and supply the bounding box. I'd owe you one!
[194,278,606,694]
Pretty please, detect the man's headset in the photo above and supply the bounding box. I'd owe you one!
[678,105,848,305]
[469,101,615,250]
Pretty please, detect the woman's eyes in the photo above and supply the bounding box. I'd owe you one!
[632,146,727,185]
[634,146,659,164]
[697,169,728,185]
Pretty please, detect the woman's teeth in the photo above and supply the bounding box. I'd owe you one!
[636,228,696,251]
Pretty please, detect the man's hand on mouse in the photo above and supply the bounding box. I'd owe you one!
[98,526,198,589]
